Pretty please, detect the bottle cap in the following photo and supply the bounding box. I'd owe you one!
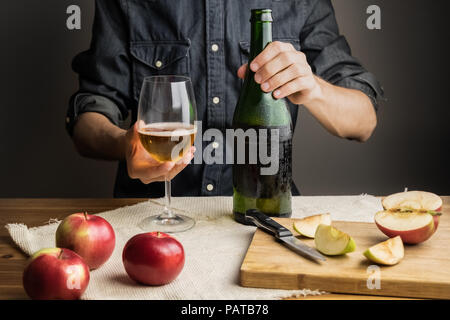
[251,9,273,22]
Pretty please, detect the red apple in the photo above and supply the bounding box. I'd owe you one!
[23,248,90,300]
[375,210,436,244]
[382,191,443,230]
[122,232,185,286]
[56,212,115,269]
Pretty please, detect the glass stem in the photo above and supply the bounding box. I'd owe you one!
[164,178,174,218]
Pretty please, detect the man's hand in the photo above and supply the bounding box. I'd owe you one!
[236,41,377,142]
[73,113,195,183]
[124,123,195,184]
[237,41,322,105]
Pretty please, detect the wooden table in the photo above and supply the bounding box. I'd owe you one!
[2,197,447,300]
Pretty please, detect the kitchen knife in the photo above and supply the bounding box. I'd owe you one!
[245,209,326,262]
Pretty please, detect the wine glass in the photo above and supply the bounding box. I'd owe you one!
[137,75,197,233]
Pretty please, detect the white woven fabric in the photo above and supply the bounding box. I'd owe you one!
[5,195,382,300]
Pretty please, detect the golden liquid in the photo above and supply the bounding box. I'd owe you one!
[138,122,196,162]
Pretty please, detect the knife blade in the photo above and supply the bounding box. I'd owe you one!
[278,235,326,261]
[245,209,326,262]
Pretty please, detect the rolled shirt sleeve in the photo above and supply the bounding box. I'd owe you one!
[66,0,132,136]
[300,0,384,110]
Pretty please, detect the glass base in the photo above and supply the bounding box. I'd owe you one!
[138,213,195,233]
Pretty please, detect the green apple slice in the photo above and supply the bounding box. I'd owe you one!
[293,213,332,238]
[363,236,404,266]
[314,224,356,256]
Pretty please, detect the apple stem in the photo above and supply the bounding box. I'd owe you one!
[157,232,161,238]
[58,249,64,259]
[84,211,88,221]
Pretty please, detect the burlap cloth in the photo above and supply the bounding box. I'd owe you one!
[5,195,382,299]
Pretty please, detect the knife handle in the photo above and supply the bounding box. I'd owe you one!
[245,210,292,238]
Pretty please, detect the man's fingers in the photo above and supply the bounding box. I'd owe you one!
[131,146,195,184]
[178,147,194,163]
[254,51,301,85]
[260,63,309,93]
[129,160,175,182]
[149,161,176,178]
[178,146,196,165]
[144,150,194,183]
[166,147,195,180]
[130,161,174,180]
[250,41,295,72]
[272,77,313,99]
[140,174,167,184]
[237,64,247,79]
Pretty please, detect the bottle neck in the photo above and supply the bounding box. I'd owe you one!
[244,21,272,91]
[249,21,272,61]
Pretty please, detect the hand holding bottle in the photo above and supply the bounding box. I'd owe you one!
[237,41,323,106]
[232,9,293,224]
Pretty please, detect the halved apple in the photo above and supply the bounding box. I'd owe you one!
[382,191,442,230]
[382,191,442,211]
[363,236,404,265]
[314,224,356,256]
[375,210,435,244]
[293,214,332,238]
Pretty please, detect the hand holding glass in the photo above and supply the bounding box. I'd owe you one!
[137,76,197,233]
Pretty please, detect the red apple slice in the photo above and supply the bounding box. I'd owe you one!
[363,236,404,265]
[293,213,331,238]
[375,210,435,244]
[382,191,443,231]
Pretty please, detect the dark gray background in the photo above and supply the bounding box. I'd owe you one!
[0,0,448,197]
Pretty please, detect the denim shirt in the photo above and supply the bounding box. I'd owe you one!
[67,0,383,198]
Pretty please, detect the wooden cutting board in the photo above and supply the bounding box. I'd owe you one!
[240,212,450,299]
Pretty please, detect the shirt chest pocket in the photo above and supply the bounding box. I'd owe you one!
[130,40,191,101]
[239,38,301,66]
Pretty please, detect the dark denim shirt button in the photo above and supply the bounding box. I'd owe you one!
[211,44,219,52]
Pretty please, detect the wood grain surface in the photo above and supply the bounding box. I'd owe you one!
[2,197,445,300]
[240,197,450,299]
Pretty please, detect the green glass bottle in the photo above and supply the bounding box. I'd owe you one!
[232,9,292,224]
